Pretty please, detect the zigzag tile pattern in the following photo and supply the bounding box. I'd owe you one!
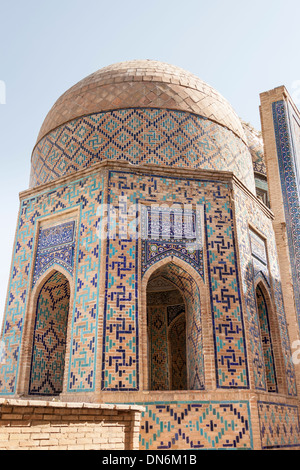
[30,109,255,193]
[139,401,252,450]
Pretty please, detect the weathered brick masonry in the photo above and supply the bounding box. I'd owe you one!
[0,399,143,450]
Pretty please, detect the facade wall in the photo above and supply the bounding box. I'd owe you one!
[233,182,296,396]
[0,171,104,396]
[104,168,248,391]
[272,99,300,324]
[260,87,300,393]
[138,399,300,450]
[0,160,299,450]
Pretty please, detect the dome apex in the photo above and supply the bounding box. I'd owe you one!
[36,60,246,144]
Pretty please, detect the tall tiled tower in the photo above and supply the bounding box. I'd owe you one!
[0,61,300,450]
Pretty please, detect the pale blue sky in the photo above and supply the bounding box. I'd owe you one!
[0,0,300,326]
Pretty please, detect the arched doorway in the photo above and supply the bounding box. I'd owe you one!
[146,261,204,391]
[256,282,277,393]
[28,271,70,396]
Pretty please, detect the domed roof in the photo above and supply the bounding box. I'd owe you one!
[36,60,247,145]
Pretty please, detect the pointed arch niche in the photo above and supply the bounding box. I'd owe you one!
[18,266,73,398]
[142,257,210,392]
[254,277,286,394]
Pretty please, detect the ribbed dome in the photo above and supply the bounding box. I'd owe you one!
[36,60,247,145]
[30,60,256,193]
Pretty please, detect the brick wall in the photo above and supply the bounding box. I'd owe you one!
[0,399,143,450]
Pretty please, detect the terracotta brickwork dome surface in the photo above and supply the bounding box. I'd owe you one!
[36,60,247,143]
[30,60,255,192]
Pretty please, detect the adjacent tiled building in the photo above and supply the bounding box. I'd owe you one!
[0,60,300,450]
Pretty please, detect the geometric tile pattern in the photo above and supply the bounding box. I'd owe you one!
[272,100,300,331]
[1,164,293,399]
[101,170,248,390]
[256,285,277,393]
[138,401,253,450]
[29,271,70,396]
[258,401,300,449]
[30,109,255,193]
[32,221,76,286]
[0,173,103,395]
[234,185,297,396]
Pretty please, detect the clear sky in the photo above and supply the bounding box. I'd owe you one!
[0,0,300,328]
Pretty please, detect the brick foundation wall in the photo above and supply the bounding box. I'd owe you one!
[0,399,143,450]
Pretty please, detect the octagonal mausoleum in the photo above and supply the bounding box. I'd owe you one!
[1,61,300,451]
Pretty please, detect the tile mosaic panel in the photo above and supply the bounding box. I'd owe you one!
[137,401,252,450]
[0,174,103,395]
[272,101,300,330]
[258,401,300,449]
[141,204,204,279]
[32,221,76,286]
[167,304,185,326]
[102,170,248,390]
[30,109,255,193]
[233,185,297,396]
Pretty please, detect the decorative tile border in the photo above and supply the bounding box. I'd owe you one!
[258,401,300,449]
[272,100,300,329]
[127,400,253,450]
[30,109,255,193]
